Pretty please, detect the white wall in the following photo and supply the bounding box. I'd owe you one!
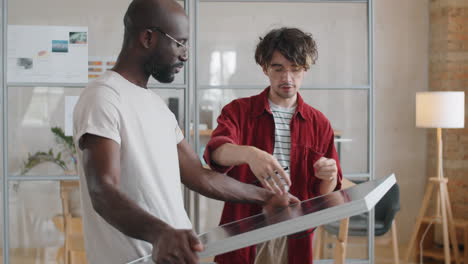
[374,0,429,243]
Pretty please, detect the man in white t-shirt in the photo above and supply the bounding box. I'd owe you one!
[73,1,299,264]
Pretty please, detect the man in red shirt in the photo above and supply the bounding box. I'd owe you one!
[204,27,343,264]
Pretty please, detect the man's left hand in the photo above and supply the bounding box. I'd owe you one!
[313,157,337,181]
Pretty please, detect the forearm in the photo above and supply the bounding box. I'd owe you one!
[180,140,273,205]
[89,182,172,243]
[318,177,337,195]
[186,167,273,205]
[211,143,254,167]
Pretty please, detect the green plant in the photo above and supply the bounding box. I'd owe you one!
[51,126,77,169]
[20,126,77,175]
[51,126,76,155]
[20,148,68,175]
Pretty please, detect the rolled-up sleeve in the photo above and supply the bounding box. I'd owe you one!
[312,122,343,196]
[73,87,121,148]
[203,102,241,174]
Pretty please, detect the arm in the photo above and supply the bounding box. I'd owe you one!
[210,142,252,167]
[314,125,343,195]
[314,157,338,194]
[204,103,290,195]
[212,143,290,194]
[80,134,202,264]
[179,139,299,205]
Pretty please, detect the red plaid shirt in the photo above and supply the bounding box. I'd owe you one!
[204,87,342,264]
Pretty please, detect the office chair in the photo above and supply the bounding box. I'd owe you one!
[315,180,400,264]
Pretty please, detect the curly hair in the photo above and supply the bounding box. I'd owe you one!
[255,27,318,71]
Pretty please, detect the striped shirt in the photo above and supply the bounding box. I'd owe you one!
[269,100,296,169]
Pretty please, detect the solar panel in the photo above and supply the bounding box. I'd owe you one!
[127,174,396,264]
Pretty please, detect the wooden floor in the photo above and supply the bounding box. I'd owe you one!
[375,243,443,264]
[175,241,445,264]
[2,242,451,264]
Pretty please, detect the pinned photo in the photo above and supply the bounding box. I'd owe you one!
[52,40,69,53]
[69,32,87,44]
[17,58,33,69]
[37,50,48,57]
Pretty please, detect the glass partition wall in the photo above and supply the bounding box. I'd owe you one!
[1,0,374,263]
[194,0,375,263]
[1,0,5,262]
[2,0,191,263]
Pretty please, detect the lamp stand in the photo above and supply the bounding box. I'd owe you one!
[405,128,460,264]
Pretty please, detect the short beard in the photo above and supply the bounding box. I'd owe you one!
[144,59,175,84]
[152,66,175,83]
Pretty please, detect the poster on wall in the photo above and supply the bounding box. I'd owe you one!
[88,56,117,80]
[7,25,88,83]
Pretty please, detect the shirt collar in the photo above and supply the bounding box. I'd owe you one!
[251,87,310,120]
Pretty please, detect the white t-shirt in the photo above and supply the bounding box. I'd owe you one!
[269,100,296,169]
[73,70,192,264]
[254,101,296,264]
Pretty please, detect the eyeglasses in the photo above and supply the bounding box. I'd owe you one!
[268,65,305,78]
[147,27,188,50]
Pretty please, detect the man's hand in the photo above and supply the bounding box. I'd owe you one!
[263,192,300,213]
[313,157,338,181]
[247,147,291,195]
[152,227,204,264]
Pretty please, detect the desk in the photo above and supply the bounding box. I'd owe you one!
[333,130,352,160]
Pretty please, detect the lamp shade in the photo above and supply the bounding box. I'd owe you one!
[416,91,465,128]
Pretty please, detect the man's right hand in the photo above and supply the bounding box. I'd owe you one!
[246,147,291,195]
[263,191,300,213]
[152,227,204,264]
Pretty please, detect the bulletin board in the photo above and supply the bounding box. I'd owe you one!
[7,25,88,83]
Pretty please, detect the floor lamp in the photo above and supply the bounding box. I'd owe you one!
[406,91,465,264]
